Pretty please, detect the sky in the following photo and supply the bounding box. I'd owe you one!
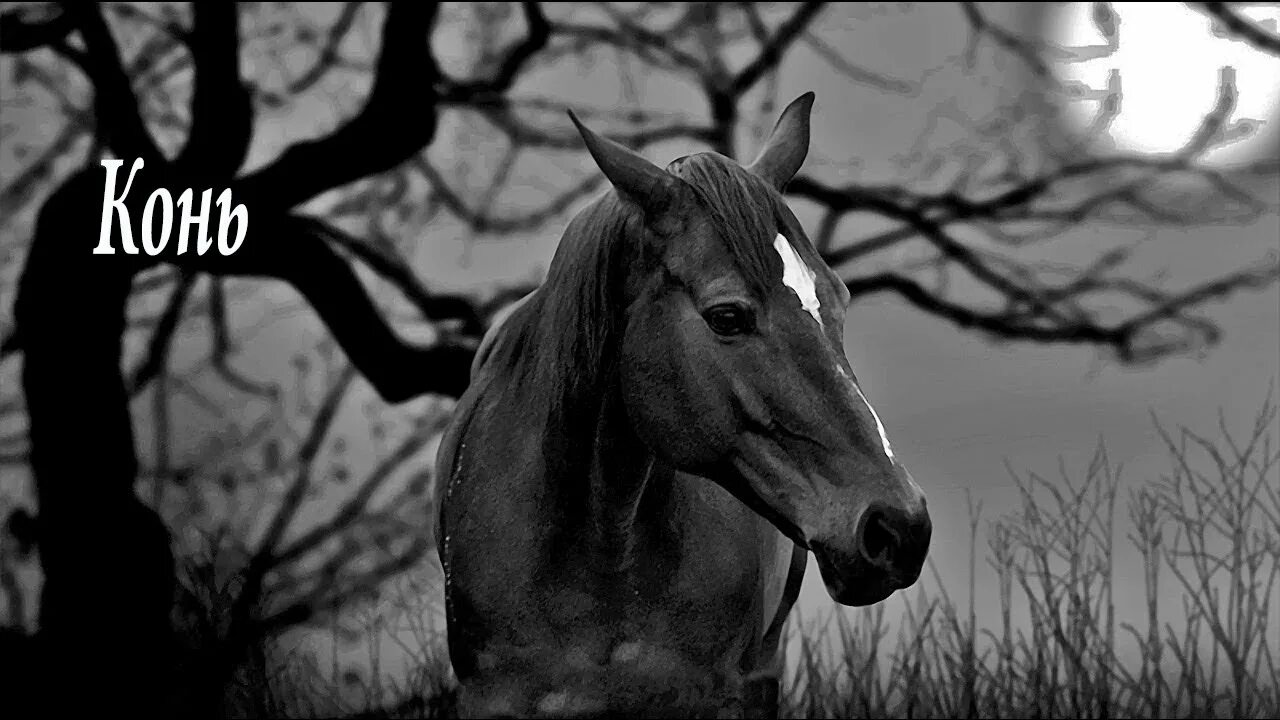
[1,0,1277,701]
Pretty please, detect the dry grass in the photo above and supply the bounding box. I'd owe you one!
[781,389,1279,719]
[158,392,1280,718]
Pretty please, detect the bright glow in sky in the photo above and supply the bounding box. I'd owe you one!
[1049,2,1280,165]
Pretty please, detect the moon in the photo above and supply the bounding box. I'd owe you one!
[1046,2,1280,166]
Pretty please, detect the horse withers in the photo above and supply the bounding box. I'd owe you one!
[433,92,931,718]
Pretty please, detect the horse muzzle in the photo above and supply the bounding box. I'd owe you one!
[810,499,932,607]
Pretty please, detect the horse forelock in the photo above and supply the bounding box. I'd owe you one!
[666,152,795,299]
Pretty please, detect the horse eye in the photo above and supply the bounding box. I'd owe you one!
[703,304,753,336]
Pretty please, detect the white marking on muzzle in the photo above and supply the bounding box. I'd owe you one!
[837,365,895,461]
[773,233,822,326]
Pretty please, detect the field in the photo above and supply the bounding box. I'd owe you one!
[168,394,1279,719]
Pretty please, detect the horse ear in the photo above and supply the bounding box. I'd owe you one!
[568,110,685,216]
[748,92,815,191]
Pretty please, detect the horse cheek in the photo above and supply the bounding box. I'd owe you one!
[621,332,730,469]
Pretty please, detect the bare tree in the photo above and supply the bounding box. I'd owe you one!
[0,1,1276,715]
[0,3,545,714]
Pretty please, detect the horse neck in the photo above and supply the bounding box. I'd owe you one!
[512,207,666,574]
[576,381,658,576]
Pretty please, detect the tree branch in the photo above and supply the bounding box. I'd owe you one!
[463,98,716,148]
[792,146,1279,365]
[126,273,198,395]
[1191,2,1280,57]
[0,5,76,52]
[235,4,442,209]
[958,1,1052,78]
[730,2,826,97]
[550,17,705,75]
[208,280,280,399]
[61,5,165,163]
[204,213,477,402]
[801,29,915,95]
[847,272,1128,348]
[260,364,357,561]
[0,118,88,232]
[174,3,252,180]
[0,329,18,358]
[310,216,484,335]
[257,535,431,637]
[439,2,550,100]
[200,365,357,708]
[271,415,444,568]
[1117,260,1279,342]
[413,156,607,234]
[283,2,366,96]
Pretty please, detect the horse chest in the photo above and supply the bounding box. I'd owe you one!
[443,470,775,703]
[452,475,765,649]
[453,555,766,719]
[440,392,797,716]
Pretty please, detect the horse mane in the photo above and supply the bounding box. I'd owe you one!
[483,152,787,454]
[665,152,788,298]
[483,191,631,433]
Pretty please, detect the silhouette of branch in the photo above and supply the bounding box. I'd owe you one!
[257,533,432,636]
[1191,2,1280,57]
[311,218,485,335]
[789,67,1273,232]
[0,4,75,52]
[465,100,716,148]
[103,3,188,42]
[270,411,449,568]
[282,2,366,96]
[206,214,476,401]
[174,4,252,180]
[236,4,443,209]
[799,147,1280,362]
[730,2,826,96]
[0,330,17,358]
[126,273,198,395]
[0,433,26,469]
[0,119,88,231]
[192,365,358,703]
[187,2,551,401]
[2,5,487,405]
[550,17,705,74]
[208,281,280,399]
[957,1,1052,77]
[1117,261,1280,341]
[1179,65,1238,158]
[847,272,1126,345]
[800,29,915,95]
[0,21,189,233]
[413,156,607,234]
[261,364,357,562]
[848,263,1278,365]
[439,2,550,99]
[790,55,1277,364]
[60,5,165,163]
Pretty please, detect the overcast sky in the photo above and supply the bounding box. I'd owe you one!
[1,1,1276,689]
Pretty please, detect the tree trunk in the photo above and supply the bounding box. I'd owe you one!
[14,172,178,715]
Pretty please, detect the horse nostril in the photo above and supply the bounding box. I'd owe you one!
[857,501,932,576]
[858,506,903,570]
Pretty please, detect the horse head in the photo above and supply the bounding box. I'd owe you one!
[568,93,932,606]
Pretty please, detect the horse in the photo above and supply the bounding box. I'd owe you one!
[432,92,932,718]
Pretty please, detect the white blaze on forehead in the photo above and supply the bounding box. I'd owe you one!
[837,365,895,461]
[772,233,822,326]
